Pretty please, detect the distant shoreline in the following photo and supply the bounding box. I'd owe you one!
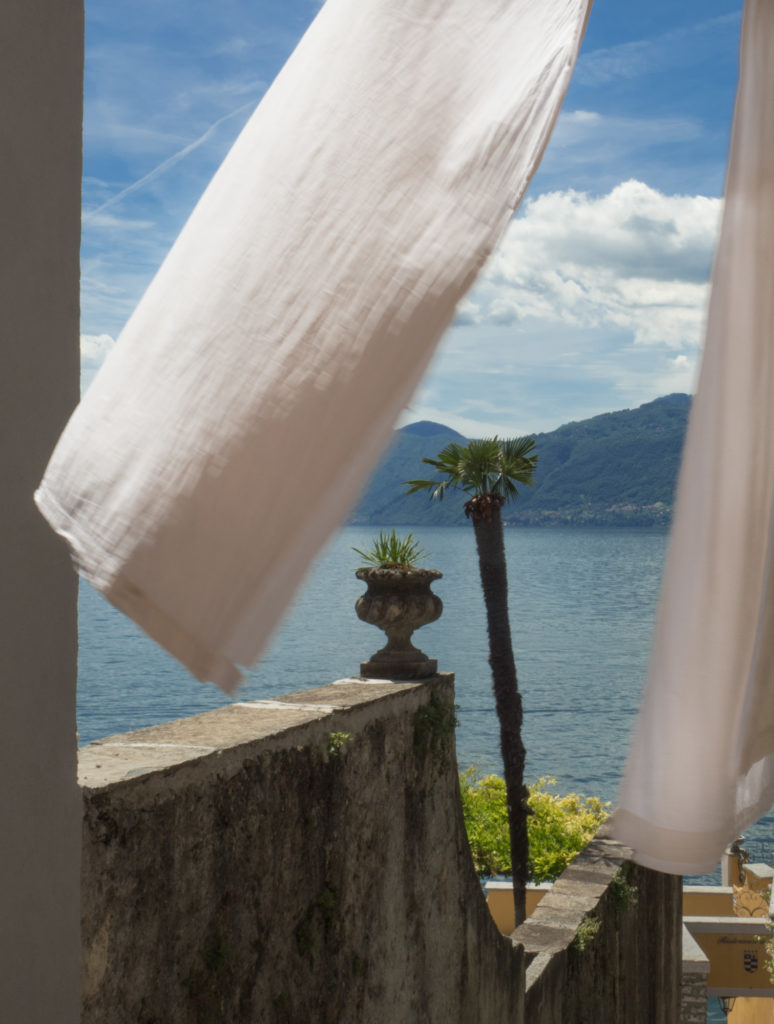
[348,511,673,529]
[504,504,672,528]
[353,395,689,528]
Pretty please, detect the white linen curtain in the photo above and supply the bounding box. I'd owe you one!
[36,0,591,693]
[615,0,774,874]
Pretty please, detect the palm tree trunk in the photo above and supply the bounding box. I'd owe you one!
[471,506,528,928]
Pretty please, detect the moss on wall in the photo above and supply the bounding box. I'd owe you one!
[80,676,522,1024]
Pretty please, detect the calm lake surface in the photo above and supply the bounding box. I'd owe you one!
[77,525,662,796]
[77,524,774,886]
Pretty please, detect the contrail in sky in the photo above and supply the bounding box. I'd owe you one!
[83,99,257,224]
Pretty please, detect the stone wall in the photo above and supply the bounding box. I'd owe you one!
[80,674,682,1023]
[681,925,710,1024]
[80,676,523,1024]
[514,831,682,1023]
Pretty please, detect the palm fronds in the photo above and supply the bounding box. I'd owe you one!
[405,436,538,502]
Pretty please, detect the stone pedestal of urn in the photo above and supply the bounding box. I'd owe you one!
[355,567,443,679]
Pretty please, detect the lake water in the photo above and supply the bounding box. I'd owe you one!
[77,525,660,794]
[77,524,774,887]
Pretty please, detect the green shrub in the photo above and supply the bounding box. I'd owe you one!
[527,777,610,883]
[459,769,511,877]
[459,769,610,882]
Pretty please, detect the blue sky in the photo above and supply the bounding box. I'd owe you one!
[81,0,743,434]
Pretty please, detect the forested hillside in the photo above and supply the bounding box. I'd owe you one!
[509,393,690,526]
[351,421,470,526]
[349,394,690,527]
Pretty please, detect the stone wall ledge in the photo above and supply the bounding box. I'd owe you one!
[514,832,631,963]
[682,924,710,973]
[513,831,681,1023]
[78,676,428,791]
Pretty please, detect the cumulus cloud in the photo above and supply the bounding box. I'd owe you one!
[465,180,722,350]
[81,333,116,368]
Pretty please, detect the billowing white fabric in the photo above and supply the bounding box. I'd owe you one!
[36,0,591,693]
[615,0,774,874]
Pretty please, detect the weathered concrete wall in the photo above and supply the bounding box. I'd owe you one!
[514,832,682,1024]
[80,674,683,1023]
[0,1,83,1019]
[80,675,523,1023]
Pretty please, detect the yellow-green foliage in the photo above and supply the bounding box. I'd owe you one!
[459,769,511,877]
[528,778,610,883]
[459,769,610,882]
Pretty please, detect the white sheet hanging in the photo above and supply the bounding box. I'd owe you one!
[615,0,774,874]
[36,0,591,692]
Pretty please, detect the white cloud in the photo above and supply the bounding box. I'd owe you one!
[654,353,699,394]
[465,180,721,351]
[407,181,721,434]
[80,333,116,368]
[408,320,702,437]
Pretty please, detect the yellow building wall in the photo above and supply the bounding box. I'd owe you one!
[485,885,549,934]
[730,997,774,1023]
[683,887,735,916]
[691,930,772,991]
[744,865,774,895]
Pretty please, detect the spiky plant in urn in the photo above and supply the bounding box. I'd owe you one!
[353,530,442,679]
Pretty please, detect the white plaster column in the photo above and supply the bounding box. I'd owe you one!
[0,1,83,1019]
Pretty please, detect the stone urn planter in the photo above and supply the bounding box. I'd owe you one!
[355,567,443,679]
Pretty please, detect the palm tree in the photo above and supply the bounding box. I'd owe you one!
[406,436,538,927]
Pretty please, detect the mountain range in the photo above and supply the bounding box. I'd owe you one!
[349,393,691,527]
